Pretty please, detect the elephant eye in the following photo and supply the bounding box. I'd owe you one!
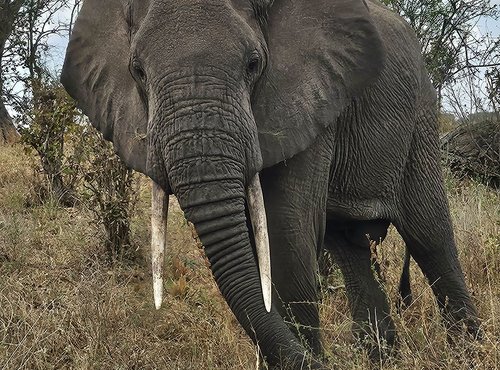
[246,52,261,76]
[130,58,147,84]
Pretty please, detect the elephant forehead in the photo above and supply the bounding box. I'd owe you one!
[132,1,258,64]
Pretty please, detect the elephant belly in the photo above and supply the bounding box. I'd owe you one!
[325,85,416,223]
[325,130,405,224]
[326,196,390,223]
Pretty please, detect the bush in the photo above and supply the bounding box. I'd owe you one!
[81,126,139,263]
[19,79,83,206]
[442,120,500,188]
[19,79,139,263]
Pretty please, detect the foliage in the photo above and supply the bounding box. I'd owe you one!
[81,126,139,263]
[14,76,138,261]
[1,0,81,143]
[381,0,499,111]
[19,78,83,205]
[486,67,500,119]
[1,0,83,196]
[2,0,79,85]
[1,144,499,369]
[438,112,457,133]
[442,119,500,188]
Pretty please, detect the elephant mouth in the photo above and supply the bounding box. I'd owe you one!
[150,173,272,312]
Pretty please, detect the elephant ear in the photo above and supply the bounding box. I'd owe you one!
[253,0,385,167]
[61,0,149,176]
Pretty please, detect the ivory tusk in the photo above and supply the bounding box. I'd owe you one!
[247,173,272,313]
[151,181,169,310]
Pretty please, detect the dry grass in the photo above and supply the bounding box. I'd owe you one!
[0,145,498,369]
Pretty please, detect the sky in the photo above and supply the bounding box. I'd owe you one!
[480,0,500,32]
[10,0,500,118]
[45,1,500,73]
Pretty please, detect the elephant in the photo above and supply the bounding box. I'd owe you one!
[61,0,482,368]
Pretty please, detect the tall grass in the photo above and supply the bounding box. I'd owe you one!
[0,145,498,369]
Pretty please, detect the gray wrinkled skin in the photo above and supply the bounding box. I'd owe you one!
[61,0,481,368]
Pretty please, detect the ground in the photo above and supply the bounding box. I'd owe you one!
[0,144,498,369]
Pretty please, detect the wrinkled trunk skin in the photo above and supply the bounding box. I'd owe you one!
[155,80,323,368]
[179,185,316,368]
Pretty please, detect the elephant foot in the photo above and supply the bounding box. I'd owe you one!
[352,314,397,362]
[432,290,482,344]
[265,354,327,370]
[443,309,483,345]
[259,340,328,370]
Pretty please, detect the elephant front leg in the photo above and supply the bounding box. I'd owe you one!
[260,147,332,358]
[324,220,396,359]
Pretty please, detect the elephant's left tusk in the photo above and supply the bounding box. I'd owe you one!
[247,173,272,313]
[151,181,169,310]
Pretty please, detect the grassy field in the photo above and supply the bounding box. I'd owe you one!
[0,144,498,369]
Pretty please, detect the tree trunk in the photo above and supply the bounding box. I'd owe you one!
[0,0,24,144]
[0,99,19,144]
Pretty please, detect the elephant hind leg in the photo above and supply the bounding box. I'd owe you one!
[324,219,396,359]
[394,184,482,339]
[394,116,481,340]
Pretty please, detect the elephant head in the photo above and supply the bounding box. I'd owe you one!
[61,0,384,366]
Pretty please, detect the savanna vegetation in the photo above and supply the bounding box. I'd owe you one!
[0,0,499,369]
[0,143,499,369]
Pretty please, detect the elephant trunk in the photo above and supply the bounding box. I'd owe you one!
[174,178,321,368]
[156,93,323,367]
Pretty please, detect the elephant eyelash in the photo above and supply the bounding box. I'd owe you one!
[244,51,265,89]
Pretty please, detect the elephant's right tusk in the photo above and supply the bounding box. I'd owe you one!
[151,181,169,310]
[247,173,272,313]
